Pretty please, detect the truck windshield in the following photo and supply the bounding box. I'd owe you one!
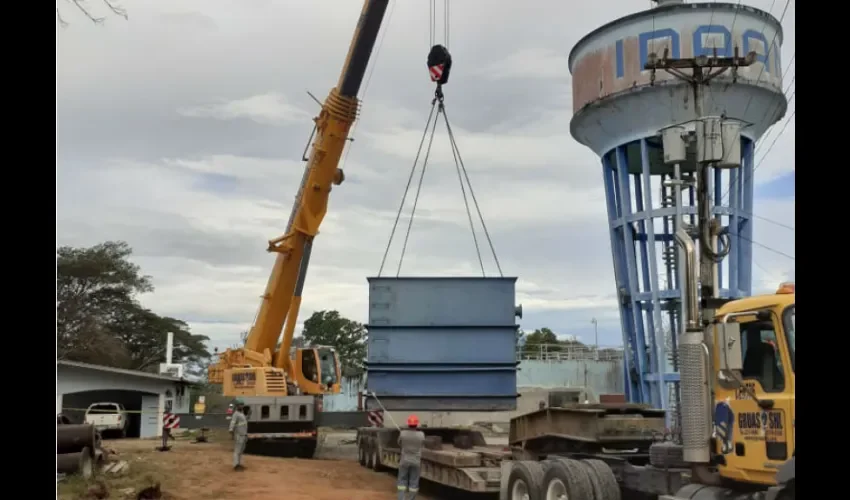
[784,306,795,371]
[318,348,338,386]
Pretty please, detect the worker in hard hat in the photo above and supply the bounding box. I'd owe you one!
[229,399,248,471]
[396,414,425,499]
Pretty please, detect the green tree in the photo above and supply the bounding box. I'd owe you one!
[301,310,366,377]
[57,240,210,372]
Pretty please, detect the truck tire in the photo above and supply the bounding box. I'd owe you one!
[775,481,795,500]
[582,459,621,500]
[578,460,604,500]
[649,441,687,468]
[507,461,545,500]
[544,458,594,500]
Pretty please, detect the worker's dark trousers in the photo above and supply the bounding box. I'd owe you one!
[396,461,421,500]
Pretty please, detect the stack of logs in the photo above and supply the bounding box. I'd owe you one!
[57,423,100,478]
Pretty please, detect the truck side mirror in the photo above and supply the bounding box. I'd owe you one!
[718,322,743,372]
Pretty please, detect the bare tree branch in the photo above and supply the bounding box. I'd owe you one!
[57,0,128,27]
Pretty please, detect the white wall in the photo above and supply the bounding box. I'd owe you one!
[57,365,191,438]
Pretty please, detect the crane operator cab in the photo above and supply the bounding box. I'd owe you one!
[712,283,795,486]
[294,346,342,395]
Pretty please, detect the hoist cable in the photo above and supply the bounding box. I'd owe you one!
[441,106,504,277]
[444,107,485,276]
[428,0,434,47]
[396,105,442,277]
[377,101,438,276]
[444,0,450,49]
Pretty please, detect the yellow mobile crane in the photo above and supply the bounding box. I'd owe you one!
[207,0,391,458]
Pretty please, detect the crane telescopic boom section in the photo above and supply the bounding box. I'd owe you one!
[227,0,390,376]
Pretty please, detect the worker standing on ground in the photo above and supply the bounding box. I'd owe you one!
[229,399,248,471]
[396,415,425,499]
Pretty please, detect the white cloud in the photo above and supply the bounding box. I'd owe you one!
[474,48,570,81]
[178,92,311,125]
[57,0,795,353]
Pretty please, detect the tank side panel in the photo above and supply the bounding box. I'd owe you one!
[366,277,519,412]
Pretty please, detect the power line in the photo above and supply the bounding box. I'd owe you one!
[749,213,795,232]
[738,0,791,119]
[740,234,795,261]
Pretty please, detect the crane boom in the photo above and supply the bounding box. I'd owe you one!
[208,0,390,407]
[243,0,389,363]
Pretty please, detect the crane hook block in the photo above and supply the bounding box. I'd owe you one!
[427,44,452,85]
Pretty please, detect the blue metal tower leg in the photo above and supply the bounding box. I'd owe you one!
[633,173,660,409]
[603,153,638,402]
[639,139,669,414]
[615,146,651,403]
[741,139,755,296]
[602,155,640,402]
[729,166,740,297]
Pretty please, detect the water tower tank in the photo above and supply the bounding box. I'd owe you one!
[568,2,787,410]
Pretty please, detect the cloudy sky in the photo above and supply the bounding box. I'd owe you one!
[56,0,795,352]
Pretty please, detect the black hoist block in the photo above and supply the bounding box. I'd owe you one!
[427,44,452,85]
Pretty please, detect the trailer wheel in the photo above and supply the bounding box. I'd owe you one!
[582,459,621,500]
[366,439,377,469]
[544,458,593,500]
[358,438,367,466]
[507,461,545,500]
[371,444,386,472]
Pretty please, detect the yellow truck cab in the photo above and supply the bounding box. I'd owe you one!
[712,283,795,486]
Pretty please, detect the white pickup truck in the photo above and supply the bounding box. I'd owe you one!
[84,402,129,437]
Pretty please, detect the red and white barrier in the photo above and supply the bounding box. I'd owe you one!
[367,410,384,427]
[163,413,180,429]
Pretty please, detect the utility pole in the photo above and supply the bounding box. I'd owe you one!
[591,318,599,361]
[644,47,755,320]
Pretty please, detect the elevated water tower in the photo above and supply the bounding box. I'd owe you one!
[568,0,787,412]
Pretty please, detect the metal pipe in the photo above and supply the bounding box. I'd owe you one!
[57,424,96,455]
[675,228,698,330]
[166,331,174,365]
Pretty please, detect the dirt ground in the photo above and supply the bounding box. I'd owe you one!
[58,430,438,500]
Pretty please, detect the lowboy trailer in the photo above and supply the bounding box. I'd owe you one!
[357,403,699,499]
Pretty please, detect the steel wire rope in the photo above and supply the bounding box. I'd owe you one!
[441,106,504,277]
[444,110,486,276]
[377,102,438,276]
[395,105,442,277]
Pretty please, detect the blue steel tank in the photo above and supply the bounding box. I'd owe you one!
[567,0,787,412]
[365,277,522,412]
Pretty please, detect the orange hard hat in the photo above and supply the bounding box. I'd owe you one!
[407,414,419,427]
